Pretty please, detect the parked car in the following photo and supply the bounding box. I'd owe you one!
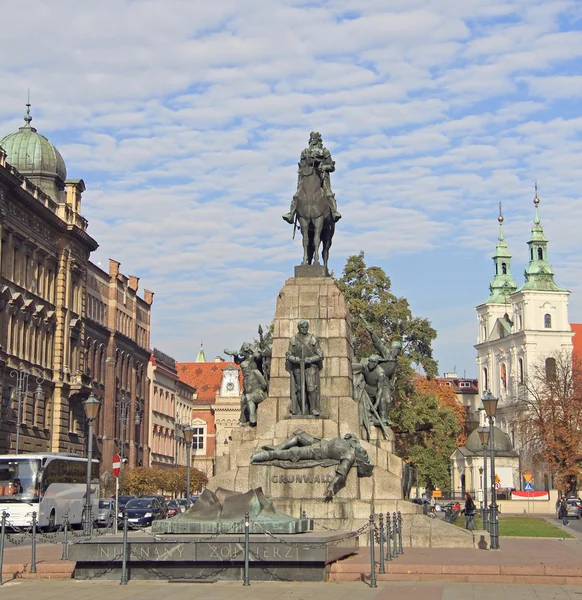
[140,495,169,519]
[97,499,116,528]
[561,498,582,519]
[166,500,181,518]
[115,495,136,517]
[122,497,165,528]
[175,498,188,512]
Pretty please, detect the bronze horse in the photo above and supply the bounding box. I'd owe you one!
[294,158,335,269]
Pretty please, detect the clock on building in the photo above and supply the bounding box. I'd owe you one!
[220,366,240,397]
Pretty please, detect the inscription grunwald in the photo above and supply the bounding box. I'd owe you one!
[272,472,334,484]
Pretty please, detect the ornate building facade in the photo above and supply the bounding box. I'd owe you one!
[148,348,196,469]
[0,107,98,455]
[0,105,154,477]
[474,193,574,475]
[85,260,153,474]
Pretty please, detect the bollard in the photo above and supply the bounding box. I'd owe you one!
[61,513,69,561]
[368,514,377,588]
[392,513,399,558]
[0,511,7,585]
[378,514,385,574]
[120,514,129,585]
[385,514,392,562]
[398,511,404,555]
[30,512,37,574]
[243,511,250,586]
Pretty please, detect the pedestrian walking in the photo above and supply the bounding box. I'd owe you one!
[559,496,569,526]
[462,492,477,531]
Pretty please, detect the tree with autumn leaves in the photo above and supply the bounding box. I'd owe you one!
[123,465,208,497]
[337,252,465,493]
[518,350,582,495]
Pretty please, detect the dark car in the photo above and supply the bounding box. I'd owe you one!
[115,495,136,517]
[140,495,168,519]
[122,498,164,528]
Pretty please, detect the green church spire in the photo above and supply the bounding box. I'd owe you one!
[519,185,566,292]
[487,203,517,304]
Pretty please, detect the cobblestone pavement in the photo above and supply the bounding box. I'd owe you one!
[2,579,582,600]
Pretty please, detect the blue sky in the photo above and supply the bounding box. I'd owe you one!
[2,0,582,377]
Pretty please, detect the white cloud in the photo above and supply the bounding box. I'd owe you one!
[1,0,582,377]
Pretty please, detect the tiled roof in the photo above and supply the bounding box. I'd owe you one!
[572,324,582,363]
[176,361,240,403]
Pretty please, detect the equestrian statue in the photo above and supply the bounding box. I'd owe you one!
[283,132,340,269]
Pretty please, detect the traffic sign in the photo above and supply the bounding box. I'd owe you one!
[112,454,121,477]
[495,481,501,491]
[524,482,534,491]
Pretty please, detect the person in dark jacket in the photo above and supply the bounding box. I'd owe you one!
[462,492,477,530]
[559,497,569,526]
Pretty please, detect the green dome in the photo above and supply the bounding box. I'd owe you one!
[0,104,66,200]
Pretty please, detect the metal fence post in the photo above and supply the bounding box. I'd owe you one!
[392,513,399,558]
[243,511,250,586]
[385,513,392,561]
[61,513,69,561]
[120,514,129,585]
[398,511,403,555]
[30,512,37,574]
[0,511,7,585]
[368,513,377,588]
[378,513,385,574]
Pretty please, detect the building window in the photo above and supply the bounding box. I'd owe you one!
[544,313,551,329]
[483,367,488,391]
[545,357,557,381]
[519,358,524,384]
[192,427,205,450]
[459,381,471,388]
[500,363,507,389]
[501,262,507,275]
[538,247,543,260]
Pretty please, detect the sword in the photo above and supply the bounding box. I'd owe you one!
[299,342,306,415]
[292,213,298,240]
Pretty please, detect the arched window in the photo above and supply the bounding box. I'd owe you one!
[537,247,543,260]
[519,358,524,384]
[483,367,488,391]
[501,262,507,275]
[500,363,507,389]
[544,313,551,329]
[545,357,556,381]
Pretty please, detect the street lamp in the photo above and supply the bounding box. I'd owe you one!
[478,426,490,531]
[82,393,101,535]
[482,391,499,550]
[10,365,45,454]
[183,425,194,509]
[117,391,143,462]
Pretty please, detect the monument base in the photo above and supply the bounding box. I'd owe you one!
[70,531,358,582]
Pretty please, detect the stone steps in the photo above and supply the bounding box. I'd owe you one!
[329,561,582,585]
[1,561,75,580]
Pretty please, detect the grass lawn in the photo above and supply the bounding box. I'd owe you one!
[449,515,573,538]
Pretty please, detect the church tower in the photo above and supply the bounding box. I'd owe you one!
[475,188,573,445]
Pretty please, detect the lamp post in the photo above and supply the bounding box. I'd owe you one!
[478,426,490,532]
[10,365,45,454]
[117,391,143,492]
[482,391,499,550]
[183,425,194,508]
[82,393,101,535]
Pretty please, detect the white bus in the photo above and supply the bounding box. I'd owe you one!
[0,453,99,529]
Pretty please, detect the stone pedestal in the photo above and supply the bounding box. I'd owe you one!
[206,271,475,547]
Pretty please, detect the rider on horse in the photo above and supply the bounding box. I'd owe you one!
[283,131,342,225]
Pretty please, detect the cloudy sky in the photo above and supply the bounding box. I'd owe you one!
[2,0,582,377]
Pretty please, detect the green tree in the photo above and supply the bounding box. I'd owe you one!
[336,251,438,377]
[337,252,461,492]
[395,377,461,492]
